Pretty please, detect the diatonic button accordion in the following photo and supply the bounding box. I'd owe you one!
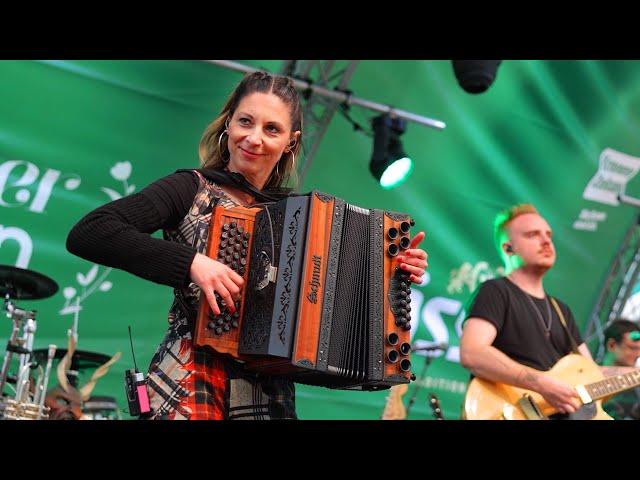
[194,191,416,390]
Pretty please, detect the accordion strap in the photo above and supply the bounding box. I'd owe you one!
[176,168,293,203]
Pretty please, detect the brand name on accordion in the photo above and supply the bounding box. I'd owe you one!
[306,255,322,304]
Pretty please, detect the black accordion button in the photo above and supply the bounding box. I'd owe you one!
[207,321,215,330]
[221,232,229,240]
[237,226,244,234]
[231,320,239,329]
[240,258,246,266]
[223,324,230,332]
[230,222,237,229]
[222,224,230,231]
[243,232,250,240]
[214,327,223,335]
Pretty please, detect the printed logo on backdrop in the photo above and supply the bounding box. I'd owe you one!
[0,158,137,321]
[0,160,81,268]
[447,261,505,296]
[408,260,504,388]
[575,148,640,232]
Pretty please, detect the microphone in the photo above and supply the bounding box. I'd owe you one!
[411,342,449,352]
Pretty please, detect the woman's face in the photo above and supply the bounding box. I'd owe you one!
[226,92,300,189]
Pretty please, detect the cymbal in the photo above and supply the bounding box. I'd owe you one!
[0,265,59,300]
[31,349,112,370]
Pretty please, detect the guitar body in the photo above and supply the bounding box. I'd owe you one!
[463,354,613,420]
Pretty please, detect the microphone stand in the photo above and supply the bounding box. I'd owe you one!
[406,351,437,417]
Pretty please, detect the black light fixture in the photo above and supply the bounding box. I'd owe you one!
[369,114,413,189]
[452,60,502,94]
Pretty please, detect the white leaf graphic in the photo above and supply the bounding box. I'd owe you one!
[127,184,136,194]
[101,187,122,201]
[59,305,82,315]
[76,272,88,286]
[110,162,132,181]
[65,178,81,190]
[63,287,76,299]
[99,281,112,292]
[85,264,98,285]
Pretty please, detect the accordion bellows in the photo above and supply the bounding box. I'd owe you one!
[195,191,415,390]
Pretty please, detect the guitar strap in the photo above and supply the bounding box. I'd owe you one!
[549,297,580,355]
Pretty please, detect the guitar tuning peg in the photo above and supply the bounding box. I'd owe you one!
[410,373,416,381]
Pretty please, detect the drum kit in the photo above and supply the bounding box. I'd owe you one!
[1,265,121,420]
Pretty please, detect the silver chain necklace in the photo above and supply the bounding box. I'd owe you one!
[524,293,553,338]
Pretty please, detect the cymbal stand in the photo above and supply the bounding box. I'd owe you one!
[0,293,35,398]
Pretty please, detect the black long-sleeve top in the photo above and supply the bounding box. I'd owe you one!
[66,171,203,289]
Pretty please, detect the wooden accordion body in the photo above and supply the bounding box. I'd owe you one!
[194,191,415,390]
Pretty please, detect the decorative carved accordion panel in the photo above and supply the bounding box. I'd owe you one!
[194,191,415,390]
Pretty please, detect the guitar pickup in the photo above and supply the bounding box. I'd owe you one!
[517,394,548,420]
[575,384,592,404]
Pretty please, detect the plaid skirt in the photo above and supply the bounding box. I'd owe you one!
[145,323,297,420]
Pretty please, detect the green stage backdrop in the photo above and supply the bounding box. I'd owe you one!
[1,60,640,419]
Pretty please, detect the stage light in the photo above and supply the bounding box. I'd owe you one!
[452,60,502,94]
[370,114,413,189]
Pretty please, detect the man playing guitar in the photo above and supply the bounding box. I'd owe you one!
[460,204,638,419]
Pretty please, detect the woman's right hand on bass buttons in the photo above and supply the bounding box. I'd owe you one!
[189,253,244,315]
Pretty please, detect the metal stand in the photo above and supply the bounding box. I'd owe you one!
[405,352,436,417]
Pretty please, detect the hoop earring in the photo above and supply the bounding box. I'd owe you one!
[218,130,228,163]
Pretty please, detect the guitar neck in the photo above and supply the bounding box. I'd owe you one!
[584,369,640,401]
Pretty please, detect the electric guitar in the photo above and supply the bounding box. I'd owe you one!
[463,353,640,420]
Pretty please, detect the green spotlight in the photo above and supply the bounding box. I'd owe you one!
[370,114,412,189]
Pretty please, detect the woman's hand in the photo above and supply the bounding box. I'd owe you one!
[396,231,428,284]
[189,253,244,315]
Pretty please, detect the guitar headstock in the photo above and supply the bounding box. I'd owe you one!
[381,383,409,420]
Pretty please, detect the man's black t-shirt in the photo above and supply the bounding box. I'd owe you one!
[466,277,584,371]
